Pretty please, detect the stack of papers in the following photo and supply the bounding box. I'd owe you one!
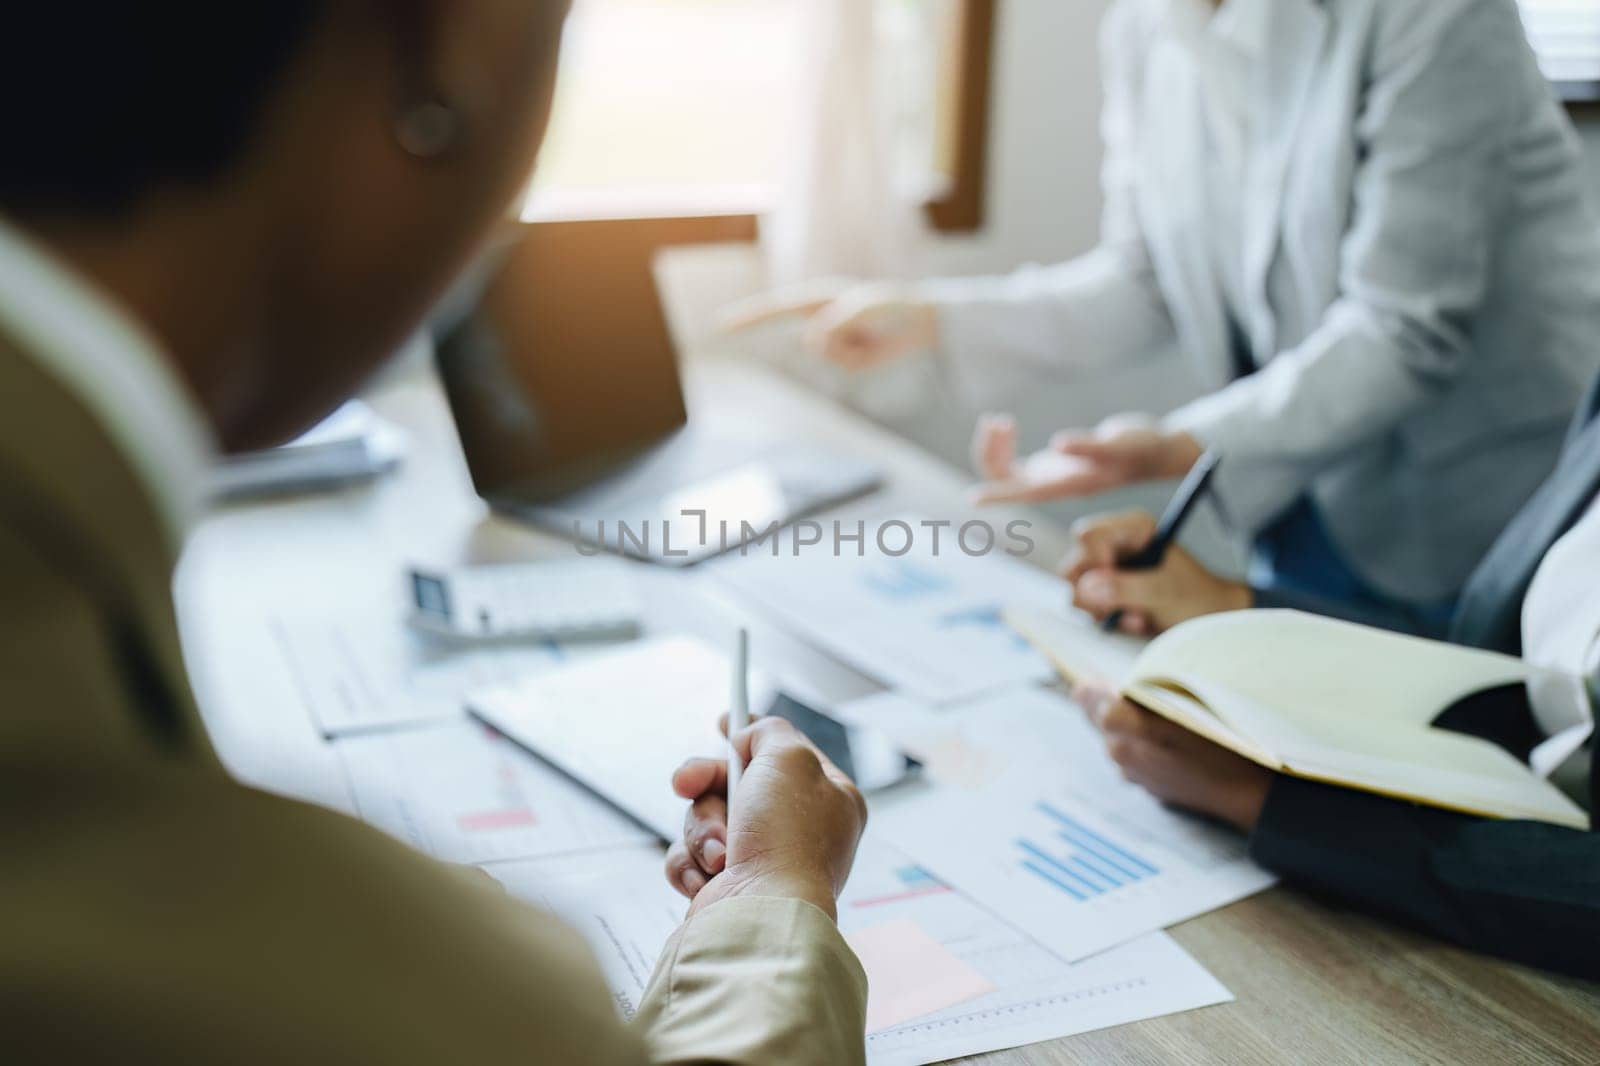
[487,837,1232,1064]
[213,400,405,500]
[461,633,1250,1060]
[251,532,1253,1060]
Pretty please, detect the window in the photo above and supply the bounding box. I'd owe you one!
[522,0,996,232]
[1519,0,1600,103]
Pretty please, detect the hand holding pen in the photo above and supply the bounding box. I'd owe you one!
[664,629,867,920]
[1059,452,1252,636]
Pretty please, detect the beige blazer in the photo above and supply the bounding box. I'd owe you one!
[0,330,867,1064]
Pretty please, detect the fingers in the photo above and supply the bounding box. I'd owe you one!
[971,463,1121,505]
[737,716,866,819]
[1049,430,1106,458]
[672,756,729,800]
[971,413,1018,482]
[665,842,709,899]
[820,326,900,371]
[810,300,891,370]
[683,792,729,876]
[1085,696,1187,754]
[716,282,849,334]
[1119,609,1155,637]
[972,473,1105,506]
[1074,567,1157,616]
[1070,680,1119,726]
[1060,511,1157,583]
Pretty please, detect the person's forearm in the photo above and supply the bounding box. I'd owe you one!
[1164,303,1455,536]
[633,897,867,1065]
[924,248,1176,378]
[1251,776,1600,980]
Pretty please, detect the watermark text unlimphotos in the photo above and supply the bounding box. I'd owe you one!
[574,512,1035,559]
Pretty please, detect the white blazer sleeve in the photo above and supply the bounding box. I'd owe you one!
[1164,0,1521,533]
[930,2,1175,388]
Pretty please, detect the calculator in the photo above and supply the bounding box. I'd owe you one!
[407,560,644,643]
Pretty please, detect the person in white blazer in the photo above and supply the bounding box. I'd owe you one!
[735,0,1600,627]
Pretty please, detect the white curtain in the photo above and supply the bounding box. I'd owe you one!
[763,0,924,284]
[756,0,944,418]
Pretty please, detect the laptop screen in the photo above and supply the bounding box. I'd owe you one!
[433,223,690,503]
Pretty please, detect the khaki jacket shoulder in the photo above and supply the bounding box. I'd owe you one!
[0,333,866,1064]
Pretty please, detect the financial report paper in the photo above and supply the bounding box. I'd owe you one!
[838,838,1231,1065]
[855,686,1277,962]
[708,516,1139,704]
[337,719,652,864]
[490,846,687,1021]
[269,609,569,736]
[492,838,1230,1065]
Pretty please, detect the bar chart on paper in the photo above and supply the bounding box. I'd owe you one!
[1018,803,1161,902]
[870,687,1276,962]
[836,838,1232,1066]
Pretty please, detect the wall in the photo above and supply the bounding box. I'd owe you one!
[923,0,1112,275]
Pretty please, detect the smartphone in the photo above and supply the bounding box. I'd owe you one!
[758,691,921,793]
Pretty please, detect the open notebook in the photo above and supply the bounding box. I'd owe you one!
[1006,607,1591,829]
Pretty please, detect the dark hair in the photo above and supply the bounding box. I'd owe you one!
[0,5,321,217]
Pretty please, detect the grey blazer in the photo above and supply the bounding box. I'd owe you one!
[935,0,1600,605]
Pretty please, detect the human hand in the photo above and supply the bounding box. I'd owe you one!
[1073,681,1272,833]
[1060,511,1252,635]
[665,715,867,921]
[718,282,938,371]
[969,413,1205,505]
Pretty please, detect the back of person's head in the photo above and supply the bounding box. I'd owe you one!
[1,5,320,219]
[2,1,570,452]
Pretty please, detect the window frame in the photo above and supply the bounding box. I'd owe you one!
[522,0,998,240]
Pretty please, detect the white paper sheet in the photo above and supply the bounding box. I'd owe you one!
[494,837,1232,1064]
[269,610,568,736]
[708,519,1092,703]
[488,845,686,1022]
[471,636,772,841]
[336,719,652,863]
[839,838,1232,1066]
[856,687,1276,962]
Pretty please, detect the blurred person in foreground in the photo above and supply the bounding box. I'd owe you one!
[0,4,868,1062]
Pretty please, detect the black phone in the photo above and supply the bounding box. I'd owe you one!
[759,691,921,793]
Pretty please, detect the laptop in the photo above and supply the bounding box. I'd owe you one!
[432,223,881,565]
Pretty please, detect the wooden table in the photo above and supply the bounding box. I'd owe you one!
[177,356,1600,1065]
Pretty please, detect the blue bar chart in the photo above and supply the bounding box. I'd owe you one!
[1017,803,1160,902]
[860,559,953,602]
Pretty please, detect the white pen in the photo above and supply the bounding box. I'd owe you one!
[727,628,749,810]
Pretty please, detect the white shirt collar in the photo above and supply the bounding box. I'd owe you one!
[0,216,214,548]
